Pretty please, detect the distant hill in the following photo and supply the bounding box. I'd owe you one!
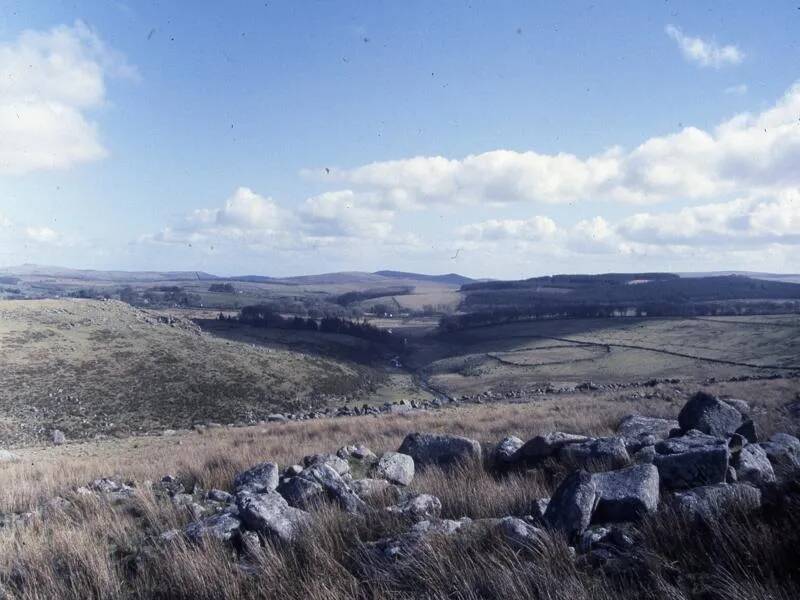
[679,271,800,285]
[0,264,218,282]
[374,270,474,286]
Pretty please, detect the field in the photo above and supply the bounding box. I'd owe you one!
[412,315,800,397]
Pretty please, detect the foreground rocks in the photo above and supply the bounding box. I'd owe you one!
[398,433,482,469]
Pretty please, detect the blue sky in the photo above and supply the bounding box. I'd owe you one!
[0,1,798,278]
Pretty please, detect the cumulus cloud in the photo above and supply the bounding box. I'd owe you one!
[24,226,60,244]
[458,216,557,241]
[322,82,800,208]
[0,20,136,175]
[665,25,744,68]
[143,186,414,253]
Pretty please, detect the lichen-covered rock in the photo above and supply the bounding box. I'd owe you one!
[591,464,659,523]
[678,391,742,437]
[558,437,630,469]
[735,444,775,486]
[495,516,545,551]
[373,452,414,486]
[298,464,366,513]
[544,470,598,539]
[653,430,730,490]
[184,511,242,543]
[303,453,350,476]
[233,462,279,494]
[350,478,393,499]
[398,433,482,469]
[735,420,758,443]
[515,432,589,466]
[276,476,324,509]
[494,436,524,466]
[673,483,761,521]
[530,498,550,521]
[386,494,442,522]
[760,433,800,474]
[616,415,678,452]
[236,491,311,543]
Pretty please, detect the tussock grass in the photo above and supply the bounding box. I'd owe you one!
[1,394,799,598]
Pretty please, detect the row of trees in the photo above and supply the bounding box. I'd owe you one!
[238,305,404,348]
[439,300,800,332]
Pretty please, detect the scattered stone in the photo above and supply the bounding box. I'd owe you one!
[678,391,742,437]
[398,433,482,469]
[236,491,311,543]
[495,516,545,551]
[350,478,392,499]
[386,494,442,521]
[722,398,750,416]
[760,433,800,473]
[303,453,350,476]
[494,436,524,466]
[207,489,233,503]
[184,511,242,543]
[233,462,279,494]
[0,450,18,462]
[632,445,656,464]
[299,464,366,513]
[51,430,66,445]
[544,470,598,538]
[266,414,288,423]
[591,464,659,523]
[373,452,414,486]
[530,498,550,521]
[558,436,630,469]
[276,476,324,509]
[735,444,775,486]
[653,430,730,490]
[673,483,762,521]
[515,432,589,465]
[616,415,678,452]
[735,420,758,443]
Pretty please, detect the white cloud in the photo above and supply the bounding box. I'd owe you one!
[724,84,748,96]
[458,216,557,241]
[24,226,60,243]
[299,190,396,239]
[0,20,136,175]
[665,25,744,68]
[323,82,800,208]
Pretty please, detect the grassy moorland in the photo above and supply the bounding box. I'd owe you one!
[0,384,798,599]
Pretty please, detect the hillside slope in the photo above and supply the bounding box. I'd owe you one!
[0,300,377,446]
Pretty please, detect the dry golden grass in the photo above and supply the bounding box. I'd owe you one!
[0,389,798,599]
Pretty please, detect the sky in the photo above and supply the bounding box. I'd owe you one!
[0,0,798,279]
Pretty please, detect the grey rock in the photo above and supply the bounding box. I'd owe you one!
[494,436,524,466]
[515,432,589,465]
[51,430,66,445]
[0,450,18,462]
[558,436,630,469]
[373,452,414,486]
[544,470,598,538]
[653,430,730,490]
[617,415,678,452]
[726,466,738,483]
[722,398,750,416]
[350,478,392,499]
[735,420,758,443]
[495,516,545,551]
[632,445,656,464]
[233,462,279,494]
[184,511,242,543]
[530,498,550,521]
[206,489,233,503]
[760,433,800,473]
[285,464,304,477]
[266,413,287,423]
[678,391,742,437]
[276,476,324,509]
[352,444,377,461]
[303,453,350,476]
[386,494,442,522]
[299,464,366,513]
[735,444,775,486]
[398,433,482,469]
[591,464,659,523]
[236,491,311,543]
[578,526,610,554]
[411,518,469,536]
[674,483,762,521]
